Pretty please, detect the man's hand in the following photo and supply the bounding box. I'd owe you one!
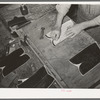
[50,26,61,40]
[50,4,71,40]
[66,23,84,38]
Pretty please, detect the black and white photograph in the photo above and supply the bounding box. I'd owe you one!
[0,3,100,89]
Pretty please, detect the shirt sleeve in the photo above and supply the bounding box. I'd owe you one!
[93,15,100,25]
[56,4,71,15]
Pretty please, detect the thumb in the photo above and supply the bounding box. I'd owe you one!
[55,32,60,40]
[55,30,61,40]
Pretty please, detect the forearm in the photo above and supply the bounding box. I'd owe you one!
[80,15,100,30]
[55,4,71,28]
[55,13,65,28]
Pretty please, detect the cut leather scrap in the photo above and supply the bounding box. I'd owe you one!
[70,43,100,75]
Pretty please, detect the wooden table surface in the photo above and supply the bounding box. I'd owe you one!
[18,10,100,88]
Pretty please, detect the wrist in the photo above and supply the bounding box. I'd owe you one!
[55,13,65,28]
[81,18,100,30]
[78,22,86,30]
[53,24,61,32]
[79,20,95,30]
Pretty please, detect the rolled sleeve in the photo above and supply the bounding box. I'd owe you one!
[56,4,71,15]
[93,15,100,25]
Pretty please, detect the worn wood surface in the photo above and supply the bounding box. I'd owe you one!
[21,10,100,88]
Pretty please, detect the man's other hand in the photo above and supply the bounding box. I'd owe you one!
[66,23,84,38]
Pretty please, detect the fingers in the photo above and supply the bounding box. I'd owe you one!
[54,32,60,40]
[52,33,58,40]
[50,32,57,40]
[66,32,75,38]
[69,33,76,38]
[50,30,60,40]
[70,33,77,38]
[50,32,55,39]
[66,30,76,38]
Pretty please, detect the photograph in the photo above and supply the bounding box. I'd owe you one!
[0,3,100,89]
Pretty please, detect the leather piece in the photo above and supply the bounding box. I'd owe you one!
[0,48,24,67]
[18,67,54,88]
[0,48,30,76]
[18,67,47,88]
[8,16,28,27]
[70,43,100,75]
[3,54,30,76]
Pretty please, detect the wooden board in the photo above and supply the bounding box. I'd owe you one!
[20,10,100,88]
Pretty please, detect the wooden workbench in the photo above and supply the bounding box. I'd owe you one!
[17,10,100,88]
[1,4,100,88]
